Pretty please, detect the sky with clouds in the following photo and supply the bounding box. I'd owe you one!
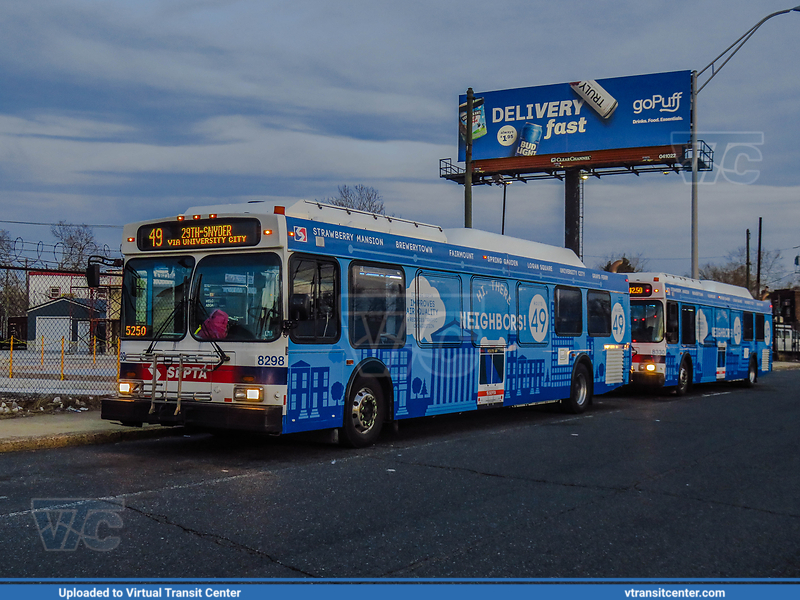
[1,0,799,285]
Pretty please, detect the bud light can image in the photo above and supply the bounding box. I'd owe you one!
[459,97,487,140]
[515,122,542,156]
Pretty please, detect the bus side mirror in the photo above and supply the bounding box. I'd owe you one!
[86,255,122,288]
[281,320,298,337]
[86,264,101,288]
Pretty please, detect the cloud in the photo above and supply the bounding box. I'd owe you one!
[0,0,798,272]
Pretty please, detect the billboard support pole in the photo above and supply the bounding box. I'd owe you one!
[565,169,581,257]
[465,88,474,229]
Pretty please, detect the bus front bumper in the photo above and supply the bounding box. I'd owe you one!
[101,398,283,434]
[630,369,666,387]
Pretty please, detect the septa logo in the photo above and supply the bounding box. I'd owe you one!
[294,226,308,242]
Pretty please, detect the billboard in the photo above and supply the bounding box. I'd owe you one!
[458,70,692,163]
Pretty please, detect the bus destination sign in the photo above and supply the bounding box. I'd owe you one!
[137,218,261,251]
[629,283,653,297]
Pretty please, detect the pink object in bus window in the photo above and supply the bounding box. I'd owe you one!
[199,309,228,339]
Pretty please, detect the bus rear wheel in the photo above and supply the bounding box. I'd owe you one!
[341,376,385,448]
[675,357,691,396]
[742,357,758,387]
[562,363,592,414]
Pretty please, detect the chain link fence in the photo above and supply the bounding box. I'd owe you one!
[0,265,121,402]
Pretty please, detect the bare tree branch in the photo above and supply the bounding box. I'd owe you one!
[50,221,97,271]
[324,184,385,214]
[700,246,787,296]
[597,253,649,273]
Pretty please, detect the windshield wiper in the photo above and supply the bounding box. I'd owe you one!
[190,274,229,369]
[145,297,184,355]
[145,273,189,355]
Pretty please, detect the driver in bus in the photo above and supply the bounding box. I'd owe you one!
[196,308,229,340]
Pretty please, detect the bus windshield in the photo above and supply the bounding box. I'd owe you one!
[122,256,195,340]
[191,252,282,342]
[631,300,664,343]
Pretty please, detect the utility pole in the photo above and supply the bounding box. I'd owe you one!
[501,181,507,235]
[746,229,751,294]
[756,217,763,297]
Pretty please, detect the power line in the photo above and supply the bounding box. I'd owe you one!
[0,219,123,229]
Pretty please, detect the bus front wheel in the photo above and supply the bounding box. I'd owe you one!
[562,363,592,414]
[341,375,385,448]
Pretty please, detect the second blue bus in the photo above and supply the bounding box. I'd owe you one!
[628,273,772,394]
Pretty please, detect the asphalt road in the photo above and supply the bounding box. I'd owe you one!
[1,369,799,579]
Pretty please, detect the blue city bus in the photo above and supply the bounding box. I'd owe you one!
[101,200,631,447]
[628,273,772,394]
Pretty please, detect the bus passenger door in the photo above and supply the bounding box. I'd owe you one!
[284,254,344,433]
[285,348,344,433]
[716,342,727,380]
[478,346,505,406]
[715,308,730,380]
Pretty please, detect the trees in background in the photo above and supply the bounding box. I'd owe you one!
[0,229,25,334]
[323,185,385,215]
[51,221,97,271]
[700,246,789,296]
[598,253,649,273]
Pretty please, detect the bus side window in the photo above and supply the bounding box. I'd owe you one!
[350,262,406,349]
[681,305,696,345]
[666,301,679,344]
[289,256,340,343]
[743,312,754,342]
[755,313,765,342]
[587,290,611,337]
[555,286,582,337]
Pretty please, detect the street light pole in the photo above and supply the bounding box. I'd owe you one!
[465,88,474,229]
[690,6,800,279]
[691,69,699,279]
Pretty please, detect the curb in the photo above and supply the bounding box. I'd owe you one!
[0,425,185,454]
[773,362,800,371]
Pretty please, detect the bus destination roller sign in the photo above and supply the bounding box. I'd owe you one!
[137,217,261,251]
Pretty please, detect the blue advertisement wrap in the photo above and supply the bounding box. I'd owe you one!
[286,218,627,292]
[283,215,631,419]
[458,70,692,161]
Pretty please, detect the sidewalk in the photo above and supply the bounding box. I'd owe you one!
[772,361,799,371]
[1,362,798,453]
[0,409,181,453]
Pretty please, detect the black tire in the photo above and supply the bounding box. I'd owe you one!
[341,375,386,448]
[675,356,691,396]
[561,363,592,414]
[742,357,758,387]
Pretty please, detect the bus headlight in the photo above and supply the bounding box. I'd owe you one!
[234,386,263,403]
[645,363,656,372]
[118,381,139,396]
